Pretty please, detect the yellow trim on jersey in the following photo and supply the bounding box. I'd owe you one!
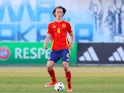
[51,39,54,49]
[66,38,69,48]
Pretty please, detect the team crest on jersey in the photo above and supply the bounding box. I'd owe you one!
[62,23,66,28]
[52,25,56,28]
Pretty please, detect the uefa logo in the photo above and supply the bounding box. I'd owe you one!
[0,46,10,60]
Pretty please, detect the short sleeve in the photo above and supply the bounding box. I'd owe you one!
[67,22,72,33]
[47,24,52,34]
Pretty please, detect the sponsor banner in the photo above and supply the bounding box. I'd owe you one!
[0,42,76,65]
[77,43,124,64]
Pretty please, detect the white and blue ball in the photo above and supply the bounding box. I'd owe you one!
[54,82,65,92]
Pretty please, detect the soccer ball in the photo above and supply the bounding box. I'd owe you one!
[54,82,65,92]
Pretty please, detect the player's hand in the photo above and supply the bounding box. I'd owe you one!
[69,42,73,50]
[43,43,48,49]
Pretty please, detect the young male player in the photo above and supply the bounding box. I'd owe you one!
[44,6,74,92]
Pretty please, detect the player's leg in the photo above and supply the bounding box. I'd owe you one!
[62,49,72,91]
[45,61,57,88]
[47,61,57,83]
[45,50,60,88]
[62,62,72,92]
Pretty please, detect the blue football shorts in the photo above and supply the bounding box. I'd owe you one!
[49,48,70,63]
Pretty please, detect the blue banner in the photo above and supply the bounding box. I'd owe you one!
[0,0,124,42]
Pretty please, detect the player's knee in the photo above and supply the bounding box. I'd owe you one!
[46,63,54,71]
[63,63,69,72]
[63,62,69,72]
[46,65,53,71]
[63,67,69,72]
[46,61,55,71]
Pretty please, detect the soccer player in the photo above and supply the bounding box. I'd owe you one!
[44,6,74,92]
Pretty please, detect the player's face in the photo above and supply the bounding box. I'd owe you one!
[55,8,64,19]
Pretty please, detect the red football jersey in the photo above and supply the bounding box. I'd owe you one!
[47,20,72,50]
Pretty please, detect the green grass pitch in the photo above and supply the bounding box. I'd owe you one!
[0,66,124,93]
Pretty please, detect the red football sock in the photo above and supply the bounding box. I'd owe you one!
[48,69,57,82]
[65,71,72,88]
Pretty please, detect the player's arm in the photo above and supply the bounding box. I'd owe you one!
[69,32,74,50]
[44,34,51,49]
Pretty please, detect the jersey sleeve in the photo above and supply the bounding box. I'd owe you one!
[47,24,52,34]
[67,22,72,33]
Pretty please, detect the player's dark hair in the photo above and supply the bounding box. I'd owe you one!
[52,6,66,17]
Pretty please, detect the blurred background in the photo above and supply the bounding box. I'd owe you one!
[0,0,124,65]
